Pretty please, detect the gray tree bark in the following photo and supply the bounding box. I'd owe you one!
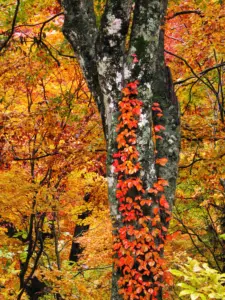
[62,0,180,299]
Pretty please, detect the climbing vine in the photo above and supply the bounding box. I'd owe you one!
[112,75,173,299]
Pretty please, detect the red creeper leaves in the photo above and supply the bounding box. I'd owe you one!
[112,83,172,298]
[156,158,168,166]
[154,124,166,132]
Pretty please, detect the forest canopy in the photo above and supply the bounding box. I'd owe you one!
[0,0,225,299]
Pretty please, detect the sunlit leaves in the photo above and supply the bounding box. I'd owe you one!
[0,2,108,297]
[171,258,225,300]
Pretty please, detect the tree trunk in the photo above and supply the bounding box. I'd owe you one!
[62,1,180,299]
[69,193,91,263]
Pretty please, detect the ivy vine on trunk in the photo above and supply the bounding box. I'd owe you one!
[62,0,180,299]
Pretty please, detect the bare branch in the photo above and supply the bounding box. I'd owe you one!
[0,0,21,51]
[167,10,203,20]
[1,12,63,33]
[165,49,223,98]
[179,158,203,169]
[13,152,59,161]
[200,61,225,75]
[39,12,64,40]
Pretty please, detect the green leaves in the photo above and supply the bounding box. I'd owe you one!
[171,258,225,299]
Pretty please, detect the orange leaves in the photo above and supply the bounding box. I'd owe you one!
[158,178,169,186]
[113,80,172,299]
[121,87,131,96]
[124,161,140,175]
[118,254,134,269]
[148,179,169,195]
[163,270,173,286]
[140,199,152,206]
[148,188,158,195]
[153,207,159,215]
[121,80,139,96]
[132,179,143,191]
[152,102,163,118]
[156,157,168,166]
[113,242,122,250]
[152,106,161,111]
[166,230,181,241]
[154,124,166,132]
[117,178,144,192]
[116,131,128,148]
[126,80,140,91]
[159,195,170,209]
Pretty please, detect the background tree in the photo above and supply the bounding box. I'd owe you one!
[165,0,225,281]
[0,1,111,299]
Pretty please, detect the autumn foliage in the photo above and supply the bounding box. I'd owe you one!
[0,0,225,299]
[111,79,172,299]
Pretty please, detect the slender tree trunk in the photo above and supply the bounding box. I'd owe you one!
[62,1,180,299]
[69,193,91,263]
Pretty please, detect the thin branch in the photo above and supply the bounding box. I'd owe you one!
[174,215,207,261]
[200,61,225,75]
[73,265,112,279]
[13,152,59,161]
[173,61,225,86]
[1,12,63,34]
[165,49,215,91]
[167,10,203,20]
[39,12,64,40]
[43,39,77,59]
[0,0,21,51]
[40,40,61,66]
[179,158,203,169]
[190,143,200,174]
[181,80,199,115]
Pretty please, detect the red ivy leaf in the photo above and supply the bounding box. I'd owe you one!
[154,125,166,132]
[159,195,169,209]
[157,113,163,117]
[156,158,168,166]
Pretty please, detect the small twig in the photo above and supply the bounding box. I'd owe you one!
[167,10,203,20]
[39,12,64,40]
[40,40,61,66]
[181,80,199,115]
[1,12,64,34]
[13,152,59,161]
[174,62,225,85]
[73,265,112,279]
[179,158,203,169]
[165,49,215,92]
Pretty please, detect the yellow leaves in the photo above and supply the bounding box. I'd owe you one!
[125,161,141,174]
[0,256,20,299]
[0,3,111,300]
[0,166,36,220]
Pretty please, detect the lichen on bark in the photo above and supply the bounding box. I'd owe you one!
[62,0,180,299]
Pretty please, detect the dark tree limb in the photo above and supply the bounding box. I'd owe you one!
[179,158,203,169]
[0,0,21,51]
[13,152,59,161]
[165,49,215,91]
[69,193,91,263]
[167,10,203,20]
